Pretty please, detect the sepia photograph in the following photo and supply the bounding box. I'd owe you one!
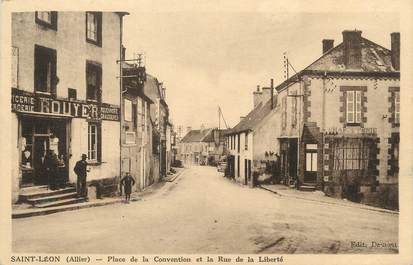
[1,0,413,264]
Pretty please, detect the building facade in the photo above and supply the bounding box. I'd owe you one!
[227,30,400,209]
[11,12,126,202]
[121,62,153,191]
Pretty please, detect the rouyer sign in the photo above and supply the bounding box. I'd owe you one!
[11,88,120,121]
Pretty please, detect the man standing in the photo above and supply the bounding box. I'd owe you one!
[74,154,89,198]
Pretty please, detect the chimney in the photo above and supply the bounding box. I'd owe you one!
[262,87,272,104]
[186,126,192,134]
[240,116,246,122]
[322,39,334,54]
[342,30,362,69]
[253,85,263,108]
[391,32,400,71]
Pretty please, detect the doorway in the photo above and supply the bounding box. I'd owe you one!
[20,116,69,186]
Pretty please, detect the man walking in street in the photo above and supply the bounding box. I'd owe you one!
[74,154,89,199]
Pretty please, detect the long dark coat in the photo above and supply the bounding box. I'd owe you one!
[120,175,136,195]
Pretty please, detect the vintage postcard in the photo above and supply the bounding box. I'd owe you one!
[0,0,412,264]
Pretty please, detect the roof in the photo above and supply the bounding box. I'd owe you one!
[276,35,399,93]
[305,37,396,73]
[181,128,214,143]
[226,99,274,135]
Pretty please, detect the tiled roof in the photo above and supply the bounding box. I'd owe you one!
[305,38,396,73]
[181,128,213,143]
[227,99,274,135]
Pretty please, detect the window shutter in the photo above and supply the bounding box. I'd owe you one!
[355,91,361,123]
[97,123,102,162]
[346,91,354,123]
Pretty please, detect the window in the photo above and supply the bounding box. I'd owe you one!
[137,98,145,132]
[245,132,249,150]
[237,134,240,153]
[35,11,57,30]
[86,12,102,46]
[12,46,18,88]
[305,144,318,172]
[88,123,101,162]
[331,139,373,171]
[125,132,136,144]
[68,88,77,100]
[346,90,362,124]
[124,99,132,121]
[282,96,287,129]
[394,91,400,124]
[292,94,297,128]
[86,62,102,101]
[34,45,56,94]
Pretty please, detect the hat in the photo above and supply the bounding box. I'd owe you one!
[81,154,88,159]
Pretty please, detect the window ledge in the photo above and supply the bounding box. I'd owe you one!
[87,161,102,166]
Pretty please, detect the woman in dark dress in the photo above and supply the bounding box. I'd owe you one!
[120,173,135,203]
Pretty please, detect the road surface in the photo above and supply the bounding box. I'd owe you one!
[13,166,398,254]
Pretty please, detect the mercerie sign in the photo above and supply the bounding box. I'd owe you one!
[11,88,120,121]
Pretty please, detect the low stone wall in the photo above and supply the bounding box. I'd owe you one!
[89,177,119,198]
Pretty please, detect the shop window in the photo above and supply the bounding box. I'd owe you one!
[35,11,57,30]
[86,62,102,102]
[331,139,373,171]
[88,122,101,163]
[34,45,57,94]
[346,90,362,125]
[86,12,102,46]
[394,91,400,124]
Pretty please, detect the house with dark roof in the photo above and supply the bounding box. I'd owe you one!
[178,127,228,166]
[227,30,400,209]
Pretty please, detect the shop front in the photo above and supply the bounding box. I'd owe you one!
[322,127,379,201]
[12,88,120,193]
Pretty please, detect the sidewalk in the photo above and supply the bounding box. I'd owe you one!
[12,167,187,219]
[259,184,399,215]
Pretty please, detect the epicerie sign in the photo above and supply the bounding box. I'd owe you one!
[11,89,120,121]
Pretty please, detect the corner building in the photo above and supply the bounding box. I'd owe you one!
[11,12,127,202]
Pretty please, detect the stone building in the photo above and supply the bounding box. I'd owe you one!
[227,30,400,209]
[121,61,153,191]
[11,11,127,203]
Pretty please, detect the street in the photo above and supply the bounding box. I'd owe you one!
[12,166,398,254]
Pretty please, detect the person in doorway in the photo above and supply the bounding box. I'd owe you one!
[44,149,59,190]
[120,172,136,203]
[74,154,89,199]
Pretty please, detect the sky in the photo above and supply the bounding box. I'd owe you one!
[122,11,399,134]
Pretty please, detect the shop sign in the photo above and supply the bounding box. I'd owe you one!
[11,88,120,121]
[323,127,377,137]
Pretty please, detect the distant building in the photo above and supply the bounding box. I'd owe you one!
[178,128,228,166]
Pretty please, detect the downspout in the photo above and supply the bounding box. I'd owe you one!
[321,72,327,191]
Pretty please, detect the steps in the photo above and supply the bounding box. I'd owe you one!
[18,185,85,208]
[299,183,316,192]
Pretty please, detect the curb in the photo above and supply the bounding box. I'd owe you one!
[12,199,124,219]
[259,185,399,215]
[163,168,186,182]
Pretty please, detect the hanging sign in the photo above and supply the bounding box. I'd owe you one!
[11,88,120,121]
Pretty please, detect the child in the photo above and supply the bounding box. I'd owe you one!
[120,173,136,203]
